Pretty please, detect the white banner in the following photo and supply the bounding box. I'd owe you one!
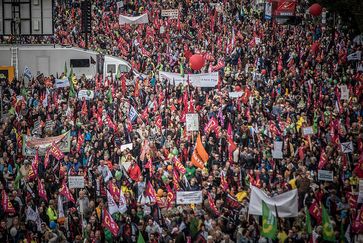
[249,186,298,217]
[176,191,203,204]
[229,92,243,98]
[68,176,85,189]
[119,13,149,25]
[272,141,283,159]
[161,9,179,19]
[186,113,199,132]
[159,71,219,87]
[318,170,333,181]
[55,78,70,88]
[78,90,94,100]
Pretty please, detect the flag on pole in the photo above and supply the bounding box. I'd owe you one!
[305,207,312,234]
[1,190,15,213]
[102,208,120,236]
[322,205,336,241]
[137,231,145,243]
[261,201,277,239]
[145,181,157,201]
[49,143,65,160]
[38,179,48,202]
[107,189,120,215]
[59,183,75,204]
[191,133,209,169]
[173,157,186,174]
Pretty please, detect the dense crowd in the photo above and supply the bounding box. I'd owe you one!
[0,0,363,242]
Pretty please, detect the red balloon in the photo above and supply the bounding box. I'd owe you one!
[189,54,205,71]
[309,3,322,16]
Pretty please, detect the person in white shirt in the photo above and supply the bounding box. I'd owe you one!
[137,191,155,216]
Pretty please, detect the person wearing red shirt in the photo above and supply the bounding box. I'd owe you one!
[128,160,141,182]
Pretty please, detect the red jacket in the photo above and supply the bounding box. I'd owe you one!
[128,164,141,182]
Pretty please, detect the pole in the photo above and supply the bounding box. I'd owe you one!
[85,32,88,49]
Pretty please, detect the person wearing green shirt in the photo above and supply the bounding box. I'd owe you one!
[46,200,58,222]
[185,161,196,180]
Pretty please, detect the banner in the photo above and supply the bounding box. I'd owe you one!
[55,78,70,88]
[119,13,149,25]
[68,176,85,189]
[272,141,283,159]
[176,191,203,204]
[78,90,94,100]
[249,186,298,217]
[161,9,179,19]
[347,51,361,61]
[318,170,334,181]
[228,92,243,98]
[340,85,349,100]
[264,1,272,20]
[186,113,199,131]
[159,71,219,87]
[22,131,71,156]
[23,66,32,80]
[302,127,314,136]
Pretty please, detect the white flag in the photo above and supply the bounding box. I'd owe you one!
[58,195,64,218]
[107,190,120,215]
[248,186,298,217]
[119,188,128,213]
[26,206,38,222]
[119,13,149,25]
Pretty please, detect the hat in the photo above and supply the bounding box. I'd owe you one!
[49,221,57,229]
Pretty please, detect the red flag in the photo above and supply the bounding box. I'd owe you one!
[108,181,121,203]
[155,115,162,129]
[50,143,65,160]
[208,192,220,216]
[134,80,139,97]
[145,181,157,201]
[76,133,84,153]
[44,149,50,169]
[81,99,88,116]
[317,148,328,170]
[38,179,48,201]
[106,115,117,132]
[220,172,229,191]
[1,190,15,213]
[308,201,322,224]
[173,169,180,191]
[121,74,127,95]
[102,208,120,236]
[31,149,40,177]
[59,183,75,204]
[204,117,218,135]
[173,157,186,174]
[346,192,358,209]
[352,205,363,233]
[227,123,237,153]
[165,184,175,209]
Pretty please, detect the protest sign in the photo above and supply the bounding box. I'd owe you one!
[341,141,353,153]
[302,127,314,136]
[68,176,85,189]
[186,113,199,132]
[176,191,203,204]
[318,170,333,181]
[272,141,283,159]
[161,9,179,19]
[340,85,349,100]
[228,92,243,98]
[55,78,70,88]
[78,90,94,100]
[120,143,133,152]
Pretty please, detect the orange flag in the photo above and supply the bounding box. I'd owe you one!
[191,134,209,169]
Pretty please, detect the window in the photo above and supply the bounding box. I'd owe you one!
[118,64,130,73]
[107,64,116,74]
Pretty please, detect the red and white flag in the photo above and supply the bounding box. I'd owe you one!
[59,183,75,204]
[49,143,65,160]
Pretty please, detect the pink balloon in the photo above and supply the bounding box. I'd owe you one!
[189,54,205,71]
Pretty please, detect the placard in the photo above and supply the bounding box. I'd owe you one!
[176,191,203,204]
[228,92,243,98]
[340,85,349,100]
[159,71,219,88]
[55,78,70,88]
[161,9,179,19]
[358,180,363,203]
[264,1,272,20]
[302,126,314,136]
[186,113,199,132]
[272,141,283,159]
[120,143,133,152]
[68,176,85,189]
[318,170,333,181]
[78,90,94,100]
[341,141,353,153]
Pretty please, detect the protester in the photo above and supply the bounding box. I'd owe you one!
[0,0,363,242]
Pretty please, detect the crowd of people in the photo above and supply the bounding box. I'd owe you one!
[0,0,363,242]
